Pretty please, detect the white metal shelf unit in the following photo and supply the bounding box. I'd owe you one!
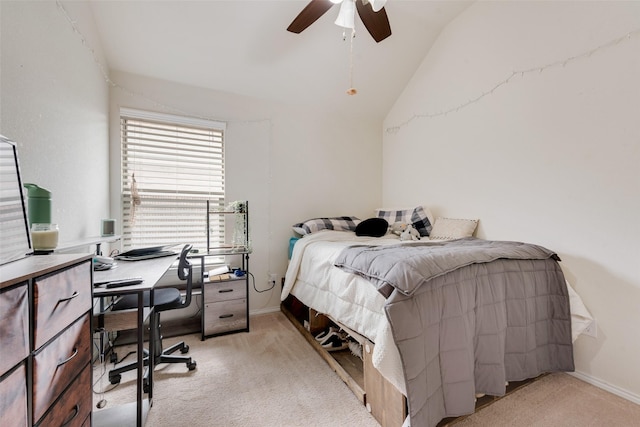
[200,200,250,339]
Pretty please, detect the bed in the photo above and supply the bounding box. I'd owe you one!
[281,227,593,427]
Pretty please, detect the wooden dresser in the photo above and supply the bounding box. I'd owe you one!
[0,254,93,427]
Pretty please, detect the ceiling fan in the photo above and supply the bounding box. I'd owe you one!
[287,0,392,43]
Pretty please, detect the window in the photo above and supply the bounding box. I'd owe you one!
[120,108,226,251]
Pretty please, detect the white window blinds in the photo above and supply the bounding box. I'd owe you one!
[120,108,226,251]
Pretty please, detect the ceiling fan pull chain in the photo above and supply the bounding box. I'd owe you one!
[347,28,357,96]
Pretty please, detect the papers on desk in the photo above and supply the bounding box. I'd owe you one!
[207,265,231,282]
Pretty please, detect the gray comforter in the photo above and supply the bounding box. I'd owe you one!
[335,238,574,427]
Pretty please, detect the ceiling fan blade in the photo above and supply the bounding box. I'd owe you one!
[287,0,335,34]
[355,0,391,43]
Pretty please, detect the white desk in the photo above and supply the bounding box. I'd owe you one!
[93,255,177,427]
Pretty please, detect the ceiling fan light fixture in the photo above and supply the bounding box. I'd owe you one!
[335,0,356,29]
[286,0,391,42]
[367,0,387,13]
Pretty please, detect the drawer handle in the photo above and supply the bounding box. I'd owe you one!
[58,348,79,367]
[58,291,79,303]
[219,314,234,319]
[219,289,233,293]
[61,404,79,427]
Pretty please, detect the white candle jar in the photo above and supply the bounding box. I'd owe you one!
[31,223,59,250]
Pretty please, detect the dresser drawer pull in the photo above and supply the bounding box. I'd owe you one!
[58,348,79,367]
[61,404,79,427]
[219,314,234,319]
[219,289,233,293]
[58,291,79,303]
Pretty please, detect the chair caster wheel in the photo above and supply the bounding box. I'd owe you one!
[109,374,121,385]
[180,345,189,354]
[188,361,197,371]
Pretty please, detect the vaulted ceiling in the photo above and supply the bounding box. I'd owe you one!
[89,1,471,118]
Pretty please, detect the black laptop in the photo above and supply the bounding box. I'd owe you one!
[114,245,178,261]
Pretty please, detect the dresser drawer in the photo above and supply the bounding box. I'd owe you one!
[0,283,29,375]
[35,364,92,427]
[33,314,91,423]
[0,362,28,427]
[204,298,247,335]
[204,279,246,304]
[33,261,91,348]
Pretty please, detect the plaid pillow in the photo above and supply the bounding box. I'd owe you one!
[375,206,433,237]
[293,216,361,235]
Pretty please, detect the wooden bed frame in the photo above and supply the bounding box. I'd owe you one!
[281,294,406,427]
[281,294,542,427]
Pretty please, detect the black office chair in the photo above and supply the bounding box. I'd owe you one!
[108,244,197,391]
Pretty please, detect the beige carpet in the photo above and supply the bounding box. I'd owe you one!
[94,311,379,426]
[95,312,640,426]
[454,372,640,427]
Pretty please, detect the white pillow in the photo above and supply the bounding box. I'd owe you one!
[429,218,479,240]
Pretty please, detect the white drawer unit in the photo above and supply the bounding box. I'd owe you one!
[203,277,248,337]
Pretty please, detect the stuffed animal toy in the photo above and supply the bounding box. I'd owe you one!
[400,223,421,241]
[391,221,407,236]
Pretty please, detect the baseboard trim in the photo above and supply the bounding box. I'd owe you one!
[250,306,281,316]
[569,371,640,405]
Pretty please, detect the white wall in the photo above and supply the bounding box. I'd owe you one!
[108,71,382,312]
[384,1,640,401]
[1,1,110,242]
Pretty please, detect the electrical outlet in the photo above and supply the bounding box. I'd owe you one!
[583,319,597,338]
[268,273,277,286]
